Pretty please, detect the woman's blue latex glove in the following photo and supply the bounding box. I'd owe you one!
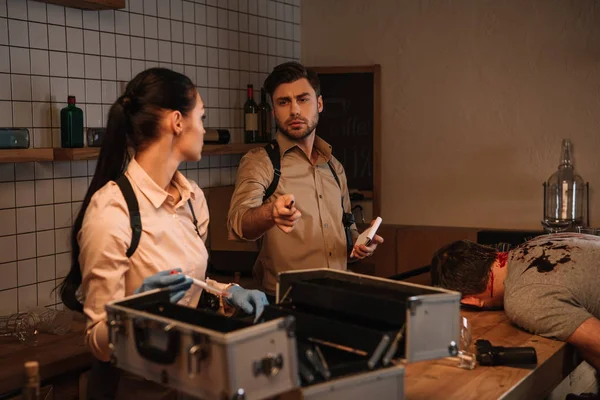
[226,286,269,322]
[134,268,192,303]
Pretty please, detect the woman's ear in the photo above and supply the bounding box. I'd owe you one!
[461,296,485,308]
[170,110,184,136]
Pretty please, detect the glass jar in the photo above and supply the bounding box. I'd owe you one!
[543,139,586,230]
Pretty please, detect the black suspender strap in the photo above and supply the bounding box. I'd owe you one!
[327,160,355,254]
[115,175,142,258]
[326,161,341,188]
[326,161,343,208]
[263,139,281,202]
[115,175,202,258]
[261,140,354,253]
[187,198,201,238]
[263,140,345,202]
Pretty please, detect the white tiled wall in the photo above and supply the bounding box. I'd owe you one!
[0,0,301,315]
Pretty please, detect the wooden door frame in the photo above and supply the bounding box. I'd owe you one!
[309,65,381,218]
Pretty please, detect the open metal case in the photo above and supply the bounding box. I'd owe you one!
[271,269,461,399]
[276,269,461,363]
[105,268,460,400]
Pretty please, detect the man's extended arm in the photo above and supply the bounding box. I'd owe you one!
[240,194,301,240]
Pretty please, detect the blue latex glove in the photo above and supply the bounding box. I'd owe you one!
[134,268,192,303]
[227,286,269,322]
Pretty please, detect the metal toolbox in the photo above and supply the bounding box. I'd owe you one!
[275,269,462,364]
[264,269,459,399]
[105,289,300,400]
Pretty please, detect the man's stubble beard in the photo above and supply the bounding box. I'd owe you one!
[275,111,319,142]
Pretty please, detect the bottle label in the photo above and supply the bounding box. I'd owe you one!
[560,181,569,219]
[245,113,258,131]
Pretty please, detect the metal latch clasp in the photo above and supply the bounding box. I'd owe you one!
[253,354,283,377]
[107,314,126,349]
[187,333,210,378]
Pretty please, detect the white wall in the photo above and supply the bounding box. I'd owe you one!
[302,0,600,230]
[0,0,301,316]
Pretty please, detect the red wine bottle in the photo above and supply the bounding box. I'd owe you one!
[244,84,259,143]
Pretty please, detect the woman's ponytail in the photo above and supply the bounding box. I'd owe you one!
[58,100,131,312]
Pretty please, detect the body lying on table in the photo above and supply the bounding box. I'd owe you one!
[431,233,600,373]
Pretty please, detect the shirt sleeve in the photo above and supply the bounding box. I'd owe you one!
[78,184,132,361]
[227,148,273,241]
[504,283,593,341]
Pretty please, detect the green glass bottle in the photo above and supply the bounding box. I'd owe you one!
[60,95,84,148]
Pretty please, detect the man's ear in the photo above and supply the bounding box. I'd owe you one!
[461,296,485,308]
[317,95,323,113]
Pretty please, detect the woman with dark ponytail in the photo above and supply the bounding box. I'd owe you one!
[58,68,268,399]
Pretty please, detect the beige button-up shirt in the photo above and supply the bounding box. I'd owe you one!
[228,134,358,294]
[79,159,226,361]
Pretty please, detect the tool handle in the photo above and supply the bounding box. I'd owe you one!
[497,346,537,365]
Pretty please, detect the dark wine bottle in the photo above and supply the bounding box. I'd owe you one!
[204,129,231,144]
[257,88,272,142]
[244,84,259,143]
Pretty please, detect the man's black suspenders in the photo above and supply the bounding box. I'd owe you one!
[263,140,343,203]
[115,175,200,258]
[263,140,281,202]
[262,140,355,253]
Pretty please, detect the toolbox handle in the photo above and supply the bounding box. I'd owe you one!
[133,319,180,365]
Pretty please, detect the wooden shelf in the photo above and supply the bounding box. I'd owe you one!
[1,144,262,163]
[202,143,263,155]
[0,148,54,162]
[30,0,126,10]
[54,147,100,161]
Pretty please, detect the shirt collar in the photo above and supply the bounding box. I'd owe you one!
[126,158,195,209]
[275,132,333,164]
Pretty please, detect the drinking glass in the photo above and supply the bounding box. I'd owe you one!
[457,316,476,370]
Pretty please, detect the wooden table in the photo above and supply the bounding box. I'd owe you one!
[0,320,92,396]
[405,310,584,400]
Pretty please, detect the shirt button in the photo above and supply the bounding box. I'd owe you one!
[324,223,328,228]
[319,194,323,199]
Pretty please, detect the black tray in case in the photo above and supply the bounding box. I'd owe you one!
[117,291,254,332]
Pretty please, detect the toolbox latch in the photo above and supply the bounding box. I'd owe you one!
[253,354,284,378]
[187,333,210,378]
[107,312,126,354]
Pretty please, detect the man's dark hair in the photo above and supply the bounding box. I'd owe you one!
[263,61,321,99]
[430,240,497,295]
